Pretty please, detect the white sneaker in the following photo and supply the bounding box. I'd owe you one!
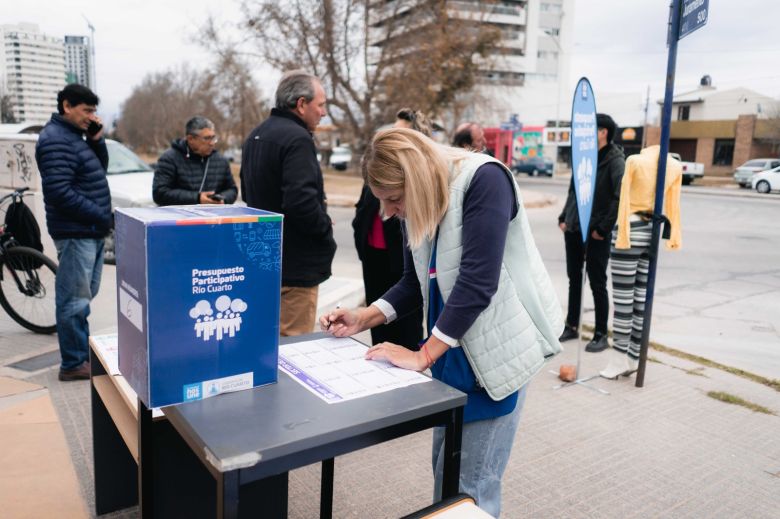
[599,348,630,380]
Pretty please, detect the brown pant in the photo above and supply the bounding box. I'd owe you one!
[279,285,319,336]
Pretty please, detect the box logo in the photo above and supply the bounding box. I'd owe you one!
[183,383,202,401]
[189,295,248,341]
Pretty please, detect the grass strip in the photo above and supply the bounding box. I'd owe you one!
[706,391,775,415]
[581,325,780,393]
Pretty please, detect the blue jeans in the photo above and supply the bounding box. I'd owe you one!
[54,238,104,370]
[432,385,528,518]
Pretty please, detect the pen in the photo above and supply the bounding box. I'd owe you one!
[327,302,341,331]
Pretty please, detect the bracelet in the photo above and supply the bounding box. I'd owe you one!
[421,343,434,369]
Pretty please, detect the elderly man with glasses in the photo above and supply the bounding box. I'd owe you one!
[152,116,238,206]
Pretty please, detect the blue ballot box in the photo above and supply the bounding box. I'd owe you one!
[114,205,282,408]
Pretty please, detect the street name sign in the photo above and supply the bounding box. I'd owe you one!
[679,0,708,39]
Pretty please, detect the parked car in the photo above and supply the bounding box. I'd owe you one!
[0,129,155,264]
[669,153,704,185]
[329,146,352,171]
[512,156,553,176]
[751,165,780,194]
[733,158,780,188]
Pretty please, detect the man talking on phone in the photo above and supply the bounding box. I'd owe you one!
[37,84,112,381]
[152,116,237,206]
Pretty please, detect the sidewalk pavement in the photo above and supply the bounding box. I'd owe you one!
[0,172,778,518]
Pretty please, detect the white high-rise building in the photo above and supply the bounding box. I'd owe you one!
[0,23,66,125]
[64,35,93,89]
[369,0,573,128]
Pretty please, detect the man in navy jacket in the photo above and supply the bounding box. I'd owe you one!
[240,71,336,336]
[36,84,112,381]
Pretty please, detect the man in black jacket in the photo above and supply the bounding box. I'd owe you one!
[558,113,625,352]
[152,116,237,206]
[240,71,336,336]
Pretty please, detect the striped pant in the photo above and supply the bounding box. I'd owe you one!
[610,220,653,360]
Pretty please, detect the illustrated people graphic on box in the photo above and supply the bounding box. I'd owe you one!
[189,295,249,341]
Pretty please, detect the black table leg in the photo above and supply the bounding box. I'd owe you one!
[218,470,240,519]
[138,398,155,517]
[320,457,334,519]
[441,406,463,498]
[91,351,137,514]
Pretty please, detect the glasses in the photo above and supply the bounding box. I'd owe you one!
[396,108,417,123]
[191,133,219,144]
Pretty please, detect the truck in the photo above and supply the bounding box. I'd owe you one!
[670,152,704,185]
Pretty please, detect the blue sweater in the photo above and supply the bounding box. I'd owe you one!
[36,113,112,239]
[381,163,518,421]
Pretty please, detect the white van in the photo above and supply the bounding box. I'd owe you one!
[0,125,155,263]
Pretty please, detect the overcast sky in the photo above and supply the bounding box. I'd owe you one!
[8,0,780,126]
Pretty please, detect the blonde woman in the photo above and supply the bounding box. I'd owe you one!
[322,128,563,517]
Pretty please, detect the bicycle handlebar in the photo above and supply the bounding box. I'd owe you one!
[0,187,31,205]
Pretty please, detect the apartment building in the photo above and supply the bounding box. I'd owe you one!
[0,23,66,125]
[369,0,574,128]
[64,35,93,89]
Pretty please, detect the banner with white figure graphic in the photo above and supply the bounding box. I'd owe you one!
[570,78,599,243]
[116,206,282,408]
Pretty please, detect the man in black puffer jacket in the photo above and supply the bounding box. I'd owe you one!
[557,113,626,352]
[36,84,112,381]
[152,116,237,206]
[240,71,336,336]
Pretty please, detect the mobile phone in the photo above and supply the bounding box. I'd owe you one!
[208,193,224,201]
[87,120,103,137]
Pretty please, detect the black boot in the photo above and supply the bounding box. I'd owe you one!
[558,325,579,342]
[585,333,609,352]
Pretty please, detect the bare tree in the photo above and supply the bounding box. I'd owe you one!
[116,57,266,154]
[200,22,269,148]
[0,95,17,124]
[1,83,17,124]
[207,0,499,153]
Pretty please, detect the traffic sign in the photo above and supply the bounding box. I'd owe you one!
[679,0,708,39]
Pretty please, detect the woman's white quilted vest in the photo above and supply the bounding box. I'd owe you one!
[410,154,564,400]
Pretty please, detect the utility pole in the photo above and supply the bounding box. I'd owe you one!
[546,21,564,177]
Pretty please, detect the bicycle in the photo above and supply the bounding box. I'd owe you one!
[0,187,58,334]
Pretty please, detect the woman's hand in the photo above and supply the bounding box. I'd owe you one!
[365,342,428,371]
[319,307,363,337]
[319,305,390,337]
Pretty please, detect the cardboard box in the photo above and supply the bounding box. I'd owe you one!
[115,205,282,408]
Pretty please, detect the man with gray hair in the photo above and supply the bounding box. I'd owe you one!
[240,71,336,336]
[152,116,237,206]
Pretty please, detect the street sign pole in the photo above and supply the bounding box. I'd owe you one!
[635,0,682,388]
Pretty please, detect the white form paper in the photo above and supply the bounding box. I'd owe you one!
[278,336,430,404]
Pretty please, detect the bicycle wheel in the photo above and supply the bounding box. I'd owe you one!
[0,246,58,334]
